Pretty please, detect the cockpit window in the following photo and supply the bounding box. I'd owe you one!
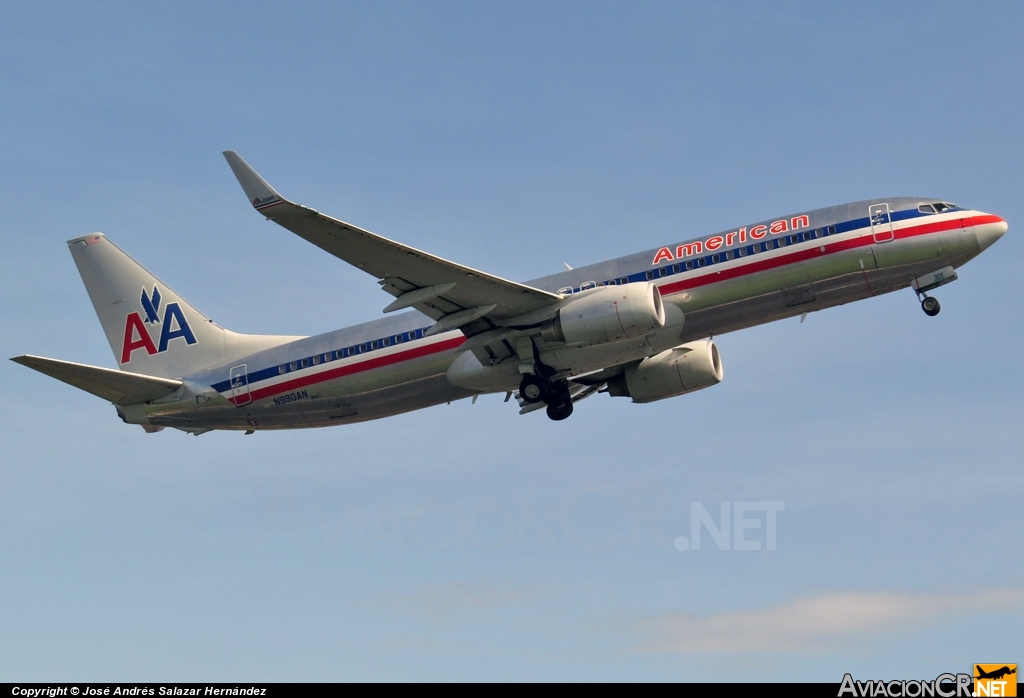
[920,202,961,214]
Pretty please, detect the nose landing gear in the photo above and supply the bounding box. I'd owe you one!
[911,266,957,318]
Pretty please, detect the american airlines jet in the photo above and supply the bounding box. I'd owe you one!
[12,152,1008,433]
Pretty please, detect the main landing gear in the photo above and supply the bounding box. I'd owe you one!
[518,372,574,421]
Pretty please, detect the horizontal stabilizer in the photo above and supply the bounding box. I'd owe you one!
[11,355,183,405]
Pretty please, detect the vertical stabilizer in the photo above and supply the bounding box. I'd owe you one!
[68,233,300,378]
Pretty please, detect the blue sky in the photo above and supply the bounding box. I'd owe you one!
[1,1,1022,681]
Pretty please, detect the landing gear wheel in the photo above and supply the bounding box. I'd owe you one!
[544,380,574,421]
[519,374,547,403]
[921,296,941,317]
[546,399,574,421]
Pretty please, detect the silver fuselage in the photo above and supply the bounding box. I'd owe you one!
[121,197,1006,431]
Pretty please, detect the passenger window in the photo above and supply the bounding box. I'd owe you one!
[658,268,667,277]
[738,247,746,257]
[289,361,298,371]
[828,225,836,235]
[581,281,597,290]
[279,365,287,375]
[646,271,654,280]
[672,264,680,273]
[697,258,706,267]
[685,260,694,270]
[557,286,573,295]
[724,250,733,260]
[711,254,720,264]
[619,277,628,285]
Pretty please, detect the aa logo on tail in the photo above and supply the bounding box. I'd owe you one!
[120,285,197,364]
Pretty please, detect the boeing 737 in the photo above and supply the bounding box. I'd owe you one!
[12,152,1008,433]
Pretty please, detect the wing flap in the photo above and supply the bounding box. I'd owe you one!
[12,355,183,405]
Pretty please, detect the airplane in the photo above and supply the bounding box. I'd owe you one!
[975,666,1016,681]
[11,152,1008,434]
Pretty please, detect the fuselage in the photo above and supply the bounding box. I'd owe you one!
[121,197,1006,432]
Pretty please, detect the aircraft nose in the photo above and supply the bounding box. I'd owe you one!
[975,214,1008,252]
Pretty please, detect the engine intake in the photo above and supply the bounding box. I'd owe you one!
[541,282,665,346]
[607,339,723,403]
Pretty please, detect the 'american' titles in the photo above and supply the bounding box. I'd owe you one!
[651,215,810,265]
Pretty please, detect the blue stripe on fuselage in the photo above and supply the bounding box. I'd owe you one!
[211,205,943,395]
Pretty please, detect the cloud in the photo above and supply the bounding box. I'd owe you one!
[374,580,540,622]
[633,589,1024,654]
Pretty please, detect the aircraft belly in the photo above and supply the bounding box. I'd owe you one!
[147,346,470,430]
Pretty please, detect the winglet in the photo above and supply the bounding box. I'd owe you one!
[222,151,286,213]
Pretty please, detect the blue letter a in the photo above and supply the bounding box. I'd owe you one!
[158,302,198,352]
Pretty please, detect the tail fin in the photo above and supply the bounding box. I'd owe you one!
[68,233,301,378]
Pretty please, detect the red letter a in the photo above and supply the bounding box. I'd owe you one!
[121,312,158,364]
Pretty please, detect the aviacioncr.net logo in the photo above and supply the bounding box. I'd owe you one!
[839,673,974,698]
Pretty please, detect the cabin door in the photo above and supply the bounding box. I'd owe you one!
[869,203,895,243]
[229,364,252,406]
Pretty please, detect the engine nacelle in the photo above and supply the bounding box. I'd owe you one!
[608,339,723,403]
[541,282,665,346]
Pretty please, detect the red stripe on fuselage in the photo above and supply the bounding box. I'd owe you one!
[657,214,994,296]
[228,335,468,405]
[227,213,999,406]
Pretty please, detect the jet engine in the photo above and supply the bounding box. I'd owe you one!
[607,339,723,403]
[541,282,665,346]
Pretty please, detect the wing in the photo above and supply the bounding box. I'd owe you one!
[223,151,562,336]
